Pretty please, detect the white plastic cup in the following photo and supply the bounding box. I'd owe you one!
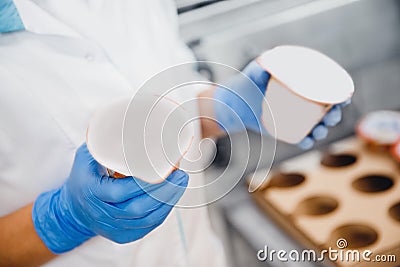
[257,46,354,144]
[86,94,194,183]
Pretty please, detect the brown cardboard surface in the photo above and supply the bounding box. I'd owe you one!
[251,137,400,267]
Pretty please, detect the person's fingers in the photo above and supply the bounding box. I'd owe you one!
[339,99,351,108]
[106,217,166,244]
[109,192,164,219]
[295,101,348,150]
[163,169,189,185]
[93,176,148,202]
[75,143,90,158]
[144,172,188,207]
[77,143,189,203]
[94,169,188,203]
[311,124,328,141]
[106,227,155,244]
[108,174,187,220]
[74,143,108,176]
[133,202,175,228]
[91,180,185,227]
[95,218,161,243]
[323,105,342,126]
[243,61,270,93]
[297,136,315,150]
[123,198,179,230]
[113,199,178,229]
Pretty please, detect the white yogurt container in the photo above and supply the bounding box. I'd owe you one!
[356,110,400,146]
[86,94,194,183]
[257,45,354,144]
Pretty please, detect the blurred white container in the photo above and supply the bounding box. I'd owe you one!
[86,94,194,183]
[356,110,400,146]
[257,45,354,144]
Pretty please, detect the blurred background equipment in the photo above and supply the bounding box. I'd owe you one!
[178,0,400,266]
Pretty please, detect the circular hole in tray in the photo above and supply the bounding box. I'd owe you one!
[321,153,357,168]
[389,202,400,223]
[269,173,306,188]
[297,196,339,216]
[330,224,378,249]
[352,175,394,193]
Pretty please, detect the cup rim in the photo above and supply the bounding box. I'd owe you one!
[86,96,195,183]
[256,45,354,105]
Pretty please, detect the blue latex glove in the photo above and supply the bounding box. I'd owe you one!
[0,0,25,33]
[296,100,350,149]
[32,144,188,254]
[214,60,348,149]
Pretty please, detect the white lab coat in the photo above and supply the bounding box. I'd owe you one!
[0,1,226,266]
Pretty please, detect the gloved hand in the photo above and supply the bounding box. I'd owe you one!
[0,0,25,33]
[214,60,349,149]
[32,144,188,254]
